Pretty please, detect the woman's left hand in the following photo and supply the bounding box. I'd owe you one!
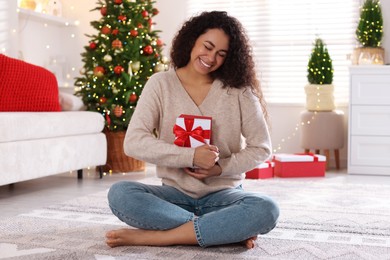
[183,163,222,180]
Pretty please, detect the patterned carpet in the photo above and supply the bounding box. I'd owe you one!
[1,176,390,259]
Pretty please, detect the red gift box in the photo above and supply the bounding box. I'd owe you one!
[245,161,274,179]
[273,153,326,178]
[173,114,212,148]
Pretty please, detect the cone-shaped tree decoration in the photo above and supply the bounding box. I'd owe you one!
[307,38,333,85]
[356,0,383,47]
[75,0,168,132]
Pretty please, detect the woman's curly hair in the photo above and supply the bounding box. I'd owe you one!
[170,11,268,123]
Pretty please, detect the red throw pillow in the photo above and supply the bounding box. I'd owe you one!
[0,54,61,111]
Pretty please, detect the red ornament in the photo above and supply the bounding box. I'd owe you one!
[156,38,163,46]
[143,45,153,55]
[141,10,149,18]
[113,105,123,117]
[114,65,124,75]
[129,93,138,103]
[93,66,105,77]
[112,39,122,49]
[152,8,159,16]
[111,29,119,36]
[137,23,143,29]
[114,0,122,5]
[100,6,107,16]
[89,42,97,50]
[118,15,127,22]
[101,26,111,35]
[130,29,138,37]
[105,113,111,126]
[99,96,107,104]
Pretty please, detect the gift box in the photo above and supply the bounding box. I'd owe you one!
[245,161,274,179]
[173,114,212,148]
[273,153,326,178]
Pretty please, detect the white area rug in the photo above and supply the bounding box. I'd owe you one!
[1,176,390,259]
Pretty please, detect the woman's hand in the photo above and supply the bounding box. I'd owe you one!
[193,144,219,169]
[184,163,222,180]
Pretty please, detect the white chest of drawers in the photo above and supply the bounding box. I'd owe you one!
[348,66,390,175]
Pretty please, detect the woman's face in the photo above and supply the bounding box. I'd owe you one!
[189,28,229,75]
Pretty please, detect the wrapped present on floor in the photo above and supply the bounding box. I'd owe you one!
[245,161,274,179]
[173,114,212,148]
[273,153,326,178]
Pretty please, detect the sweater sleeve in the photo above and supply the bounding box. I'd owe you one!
[123,74,195,168]
[217,89,272,175]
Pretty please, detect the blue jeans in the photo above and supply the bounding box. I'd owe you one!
[107,181,279,247]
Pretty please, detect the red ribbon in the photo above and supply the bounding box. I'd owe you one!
[173,118,210,147]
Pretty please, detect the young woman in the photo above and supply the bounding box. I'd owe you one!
[106,11,279,249]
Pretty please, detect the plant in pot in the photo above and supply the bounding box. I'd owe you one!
[305,38,335,112]
[74,0,168,173]
[353,0,384,65]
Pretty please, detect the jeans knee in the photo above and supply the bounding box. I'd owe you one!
[251,195,280,234]
[107,181,135,206]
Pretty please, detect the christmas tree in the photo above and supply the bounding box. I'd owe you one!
[307,38,333,85]
[75,0,168,132]
[356,0,383,47]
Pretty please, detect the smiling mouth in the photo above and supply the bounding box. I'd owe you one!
[199,58,211,68]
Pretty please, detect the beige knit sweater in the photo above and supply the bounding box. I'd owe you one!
[124,69,272,198]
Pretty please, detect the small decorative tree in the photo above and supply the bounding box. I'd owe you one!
[305,38,335,111]
[307,38,333,85]
[353,0,385,65]
[356,0,383,47]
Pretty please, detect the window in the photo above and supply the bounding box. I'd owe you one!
[187,0,360,104]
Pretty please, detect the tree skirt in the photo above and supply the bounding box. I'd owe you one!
[1,176,389,259]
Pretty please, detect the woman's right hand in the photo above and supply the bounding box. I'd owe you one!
[193,144,219,169]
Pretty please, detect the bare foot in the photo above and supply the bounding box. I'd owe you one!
[244,236,257,249]
[106,228,152,248]
[106,222,198,248]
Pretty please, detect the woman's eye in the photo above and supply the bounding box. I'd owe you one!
[204,45,212,50]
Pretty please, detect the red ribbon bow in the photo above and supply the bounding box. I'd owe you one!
[173,118,210,147]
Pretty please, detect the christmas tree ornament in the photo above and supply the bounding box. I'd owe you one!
[93,66,105,77]
[154,63,165,73]
[118,15,127,22]
[103,54,112,62]
[111,29,119,36]
[161,55,169,64]
[156,38,163,46]
[111,39,123,49]
[100,6,107,16]
[143,45,153,55]
[131,61,141,72]
[101,26,111,35]
[152,8,159,16]
[114,65,124,74]
[130,29,138,37]
[114,0,123,5]
[99,96,107,104]
[129,93,138,103]
[89,42,97,50]
[114,105,123,117]
[141,10,149,18]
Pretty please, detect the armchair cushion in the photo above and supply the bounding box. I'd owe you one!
[0,54,61,112]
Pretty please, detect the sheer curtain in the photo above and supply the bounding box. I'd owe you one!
[187,0,360,104]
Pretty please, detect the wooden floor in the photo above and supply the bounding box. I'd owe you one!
[1,165,389,219]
